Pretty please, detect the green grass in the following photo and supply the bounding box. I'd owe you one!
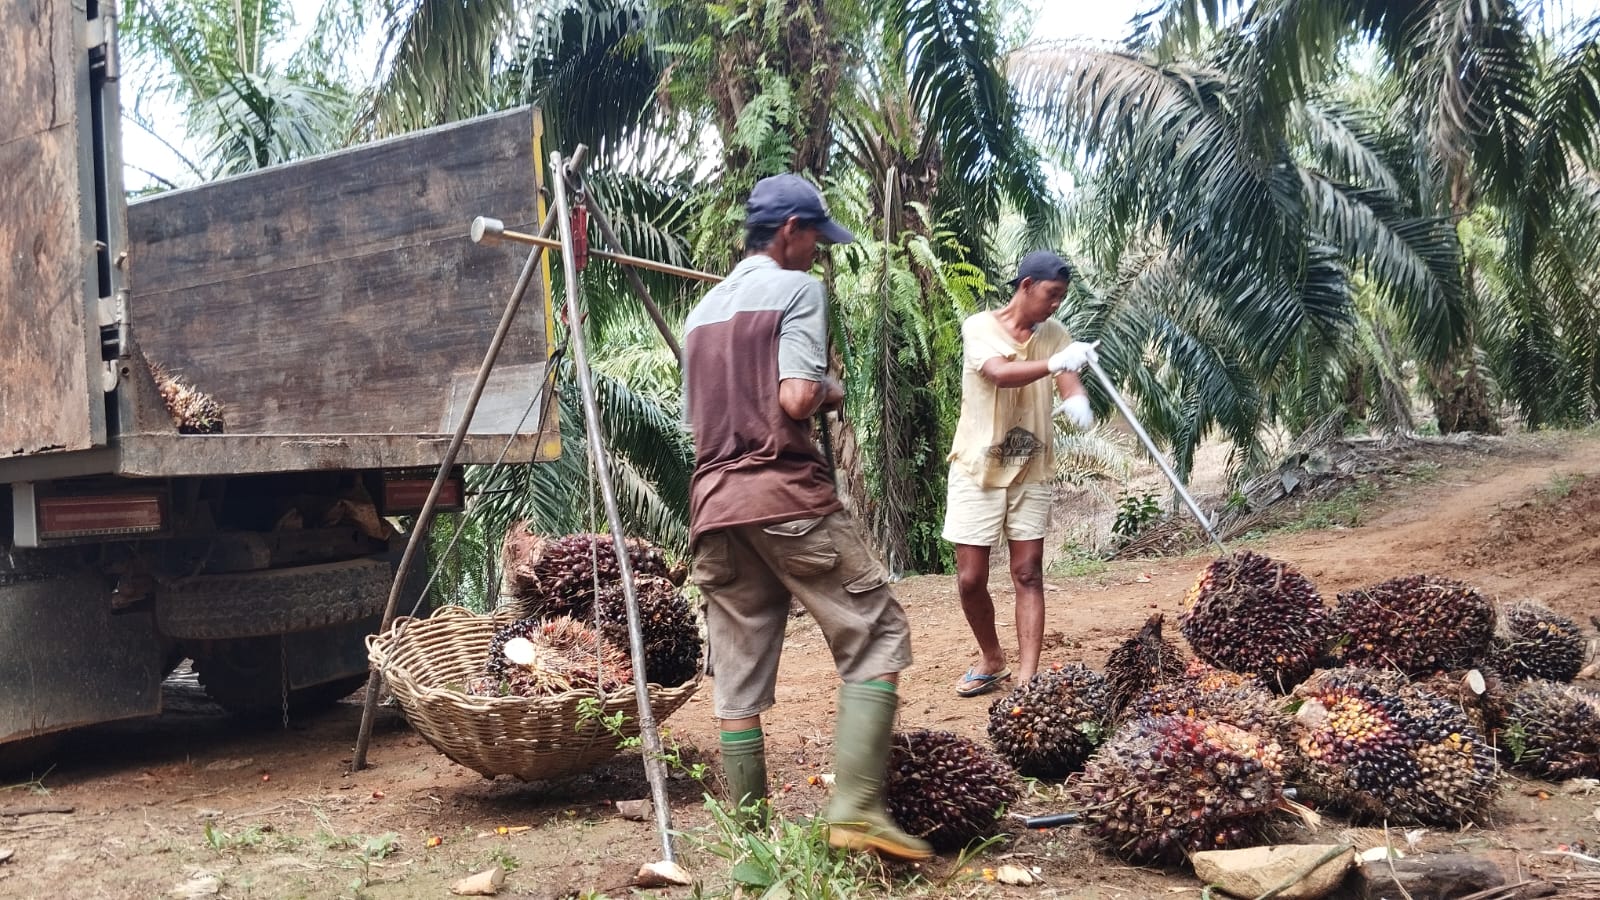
[1047,542,1110,578]
[1271,480,1382,534]
[1538,471,1585,501]
[1401,460,1443,483]
[686,800,901,898]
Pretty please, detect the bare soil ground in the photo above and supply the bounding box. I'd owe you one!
[3,432,1600,899]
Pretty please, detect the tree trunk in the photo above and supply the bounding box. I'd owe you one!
[1431,172,1499,434]
[1429,356,1501,434]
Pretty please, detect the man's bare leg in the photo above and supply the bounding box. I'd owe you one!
[1008,538,1046,682]
[954,543,1008,689]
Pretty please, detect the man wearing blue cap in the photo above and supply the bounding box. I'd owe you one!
[682,174,931,860]
[946,250,1098,698]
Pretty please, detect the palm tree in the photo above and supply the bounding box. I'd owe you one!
[119,0,359,181]
[1009,34,1468,478]
[1128,0,1600,433]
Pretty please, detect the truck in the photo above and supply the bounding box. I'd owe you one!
[1,0,556,764]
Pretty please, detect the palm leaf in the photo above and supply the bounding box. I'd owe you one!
[882,0,1056,255]
[1297,170,1467,361]
[366,0,519,134]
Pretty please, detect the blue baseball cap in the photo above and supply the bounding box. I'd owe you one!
[746,174,856,244]
[1007,250,1074,286]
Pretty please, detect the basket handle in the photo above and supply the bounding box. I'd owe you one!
[431,605,479,621]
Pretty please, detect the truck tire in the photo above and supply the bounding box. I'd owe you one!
[157,558,392,640]
[190,639,368,716]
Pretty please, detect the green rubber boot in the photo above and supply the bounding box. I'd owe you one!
[720,730,769,830]
[823,684,934,861]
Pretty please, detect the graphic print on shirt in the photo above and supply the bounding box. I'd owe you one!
[987,426,1044,468]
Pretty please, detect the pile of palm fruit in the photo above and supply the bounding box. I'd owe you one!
[149,362,225,434]
[987,664,1112,778]
[980,549,1595,865]
[884,730,1018,852]
[472,527,700,698]
[1179,550,1330,690]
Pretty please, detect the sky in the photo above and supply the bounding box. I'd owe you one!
[119,0,1598,190]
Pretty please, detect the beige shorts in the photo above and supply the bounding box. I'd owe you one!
[690,510,914,720]
[941,464,1052,546]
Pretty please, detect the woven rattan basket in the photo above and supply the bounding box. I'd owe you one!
[367,605,699,781]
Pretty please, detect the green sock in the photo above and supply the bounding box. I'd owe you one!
[721,727,763,743]
[861,679,897,694]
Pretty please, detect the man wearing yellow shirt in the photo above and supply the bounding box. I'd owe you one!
[945,251,1098,697]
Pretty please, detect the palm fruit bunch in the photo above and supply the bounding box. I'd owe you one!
[1330,574,1494,674]
[471,615,633,697]
[1412,669,1509,735]
[501,527,677,619]
[1289,667,1497,824]
[1184,658,1266,692]
[1104,613,1187,716]
[1487,600,1586,683]
[1179,550,1330,690]
[594,574,702,687]
[884,730,1018,852]
[1499,680,1600,780]
[1068,714,1286,863]
[149,363,225,434]
[987,664,1111,778]
[1128,671,1290,749]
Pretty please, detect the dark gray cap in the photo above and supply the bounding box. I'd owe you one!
[1007,250,1074,286]
[746,174,856,244]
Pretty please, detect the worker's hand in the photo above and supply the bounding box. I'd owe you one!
[1056,394,1094,430]
[820,375,845,413]
[1048,340,1099,373]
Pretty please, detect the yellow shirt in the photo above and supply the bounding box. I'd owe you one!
[947,312,1071,487]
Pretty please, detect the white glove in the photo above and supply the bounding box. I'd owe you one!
[1047,340,1099,373]
[1056,394,1094,430]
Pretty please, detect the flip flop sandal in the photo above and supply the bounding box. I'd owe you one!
[955,667,1011,698]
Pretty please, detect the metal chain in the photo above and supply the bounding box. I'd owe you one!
[280,637,290,730]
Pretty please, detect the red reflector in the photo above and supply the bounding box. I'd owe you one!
[383,478,463,513]
[37,495,164,538]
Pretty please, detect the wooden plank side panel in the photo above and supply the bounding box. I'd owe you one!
[127,108,547,437]
[0,0,100,457]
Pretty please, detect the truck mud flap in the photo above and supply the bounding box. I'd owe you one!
[1,573,163,743]
[156,558,393,640]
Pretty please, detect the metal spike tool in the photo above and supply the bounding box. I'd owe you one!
[1079,354,1228,554]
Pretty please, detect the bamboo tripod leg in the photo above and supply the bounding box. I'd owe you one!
[551,150,679,866]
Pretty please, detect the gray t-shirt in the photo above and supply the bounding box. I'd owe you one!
[682,255,841,541]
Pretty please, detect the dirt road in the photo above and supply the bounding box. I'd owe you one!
[2,432,1598,898]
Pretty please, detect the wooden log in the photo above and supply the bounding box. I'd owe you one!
[1351,854,1504,900]
[0,805,74,817]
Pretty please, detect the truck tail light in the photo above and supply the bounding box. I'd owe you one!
[382,475,464,515]
[36,494,164,539]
